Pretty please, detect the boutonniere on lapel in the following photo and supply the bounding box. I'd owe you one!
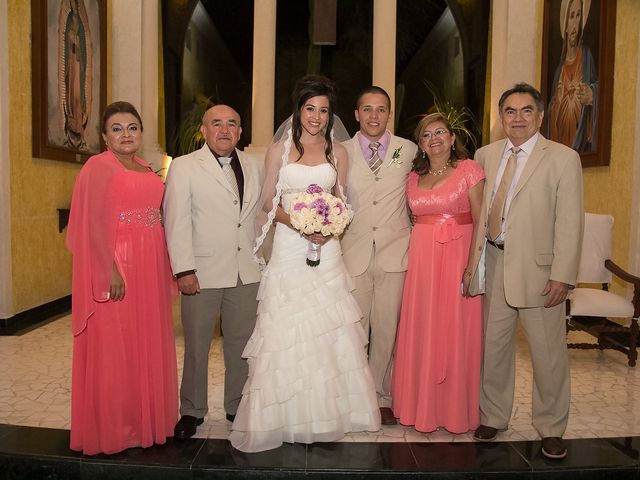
[390,146,403,167]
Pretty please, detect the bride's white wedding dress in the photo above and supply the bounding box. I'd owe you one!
[229,162,381,453]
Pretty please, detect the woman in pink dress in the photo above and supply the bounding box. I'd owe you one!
[67,101,178,455]
[391,112,485,433]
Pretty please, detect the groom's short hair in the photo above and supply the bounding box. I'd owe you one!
[355,86,391,110]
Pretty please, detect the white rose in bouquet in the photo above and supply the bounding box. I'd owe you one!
[289,183,352,266]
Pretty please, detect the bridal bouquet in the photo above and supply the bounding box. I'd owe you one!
[290,184,351,266]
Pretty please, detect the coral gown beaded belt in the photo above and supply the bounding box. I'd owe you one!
[414,212,473,225]
[118,207,163,227]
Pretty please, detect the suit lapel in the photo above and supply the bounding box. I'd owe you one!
[237,151,255,222]
[350,135,375,177]
[512,135,547,198]
[483,139,507,204]
[197,144,237,197]
[380,137,402,172]
[351,131,398,177]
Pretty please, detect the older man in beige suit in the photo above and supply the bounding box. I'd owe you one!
[466,83,583,459]
[163,105,263,439]
[341,86,417,425]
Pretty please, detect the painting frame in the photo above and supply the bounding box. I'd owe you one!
[31,0,106,163]
[541,0,616,168]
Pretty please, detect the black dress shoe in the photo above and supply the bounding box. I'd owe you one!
[473,425,499,442]
[542,437,567,459]
[380,407,397,425]
[174,415,203,439]
[226,413,236,422]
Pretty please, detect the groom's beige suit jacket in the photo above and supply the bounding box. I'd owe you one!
[341,132,418,276]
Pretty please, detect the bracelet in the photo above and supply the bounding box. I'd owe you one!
[463,270,472,277]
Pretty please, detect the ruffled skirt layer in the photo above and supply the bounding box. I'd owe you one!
[229,225,381,452]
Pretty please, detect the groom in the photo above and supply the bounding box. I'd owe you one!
[341,86,417,424]
[163,105,263,439]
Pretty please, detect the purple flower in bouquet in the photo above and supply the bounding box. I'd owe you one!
[310,198,331,224]
[306,184,324,194]
[289,184,352,267]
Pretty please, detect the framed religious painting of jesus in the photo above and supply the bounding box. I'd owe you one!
[541,0,616,167]
[31,0,107,163]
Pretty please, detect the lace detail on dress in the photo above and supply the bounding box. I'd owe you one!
[119,207,162,227]
[252,125,293,267]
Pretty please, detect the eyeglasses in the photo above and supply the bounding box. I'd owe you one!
[421,128,450,141]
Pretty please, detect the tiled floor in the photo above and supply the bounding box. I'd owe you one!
[1,312,639,444]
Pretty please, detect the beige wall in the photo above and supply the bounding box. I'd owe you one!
[1,0,12,318]
[4,0,639,316]
[6,0,166,316]
[8,1,79,314]
[582,0,639,281]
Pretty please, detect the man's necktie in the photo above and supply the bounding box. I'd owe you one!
[219,156,240,199]
[369,142,383,175]
[487,147,521,241]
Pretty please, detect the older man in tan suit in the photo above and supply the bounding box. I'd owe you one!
[467,83,583,459]
[163,105,263,439]
[341,86,417,425]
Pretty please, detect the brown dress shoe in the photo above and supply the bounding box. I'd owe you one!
[542,437,567,459]
[380,407,397,425]
[473,424,499,442]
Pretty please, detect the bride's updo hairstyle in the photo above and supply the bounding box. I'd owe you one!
[291,74,336,162]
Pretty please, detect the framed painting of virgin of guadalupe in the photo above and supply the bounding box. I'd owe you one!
[541,0,616,167]
[31,0,106,163]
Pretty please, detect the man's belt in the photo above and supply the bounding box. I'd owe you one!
[487,239,504,250]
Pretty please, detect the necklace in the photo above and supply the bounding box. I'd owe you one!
[428,160,451,176]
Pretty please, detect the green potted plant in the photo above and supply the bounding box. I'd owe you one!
[174,94,215,156]
[423,80,479,152]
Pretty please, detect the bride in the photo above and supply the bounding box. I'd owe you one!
[229,75,381,452]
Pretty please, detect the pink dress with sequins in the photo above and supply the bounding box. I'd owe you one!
[69,164,178,455]
[391,159,484,433]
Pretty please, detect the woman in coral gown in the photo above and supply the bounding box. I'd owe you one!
[67,101,178,455]
[229,75,380,452]
[391,112,485,433]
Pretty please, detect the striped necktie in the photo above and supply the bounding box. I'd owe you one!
[369,142,382,175]
[219,156,240,199]
[488,147,521,241]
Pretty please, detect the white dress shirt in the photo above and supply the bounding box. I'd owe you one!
[489,132,540,242]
